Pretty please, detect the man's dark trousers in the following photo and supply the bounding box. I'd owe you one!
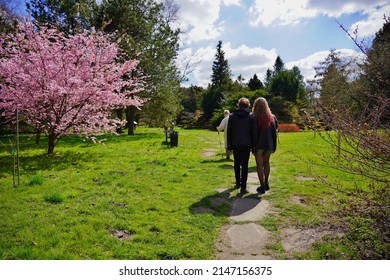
[232,147,251,191]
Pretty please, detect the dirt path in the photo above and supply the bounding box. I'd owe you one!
[201,149,342,259]
[214,173,275,259]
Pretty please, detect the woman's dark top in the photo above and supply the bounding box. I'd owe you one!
[255,115,278,152]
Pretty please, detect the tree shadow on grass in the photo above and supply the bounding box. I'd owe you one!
[0,150,95,177]
[200,158,234,171]
[0,131,164,177]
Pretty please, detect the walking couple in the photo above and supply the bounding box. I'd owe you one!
[226,97,278,196]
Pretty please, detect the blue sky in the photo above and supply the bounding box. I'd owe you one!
[174,0,390,87]
[12,0,390,87]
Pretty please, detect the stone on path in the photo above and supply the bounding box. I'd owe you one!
[230,198,271,222]
[214,172,274,260]
[215,223,273,260]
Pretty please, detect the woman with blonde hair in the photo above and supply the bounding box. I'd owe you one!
[252,97,278,194]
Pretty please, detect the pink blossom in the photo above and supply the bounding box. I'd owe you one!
[0,22,145,154]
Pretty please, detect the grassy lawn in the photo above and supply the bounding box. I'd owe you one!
[0,127,368,259]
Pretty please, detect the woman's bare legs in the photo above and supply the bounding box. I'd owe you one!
[262,153,271,185]
[255,152,272,192]
[255,153,265,186]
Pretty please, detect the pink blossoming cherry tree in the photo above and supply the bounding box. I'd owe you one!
[0,22,144,155]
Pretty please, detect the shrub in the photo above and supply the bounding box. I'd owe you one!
[44,191,64,204]
[29,174,45,186]
[278,124,301,132]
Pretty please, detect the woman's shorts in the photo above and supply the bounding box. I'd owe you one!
[255,149,274,155]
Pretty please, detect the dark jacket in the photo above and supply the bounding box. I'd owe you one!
[227,108,257,151]
[255,115,278,152]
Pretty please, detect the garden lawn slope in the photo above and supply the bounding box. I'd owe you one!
[0,128,366,259]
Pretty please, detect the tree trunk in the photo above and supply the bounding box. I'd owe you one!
[115,108,124,133]
[35,128,41,145]
[47,133,56,155]
[126,106,136,135]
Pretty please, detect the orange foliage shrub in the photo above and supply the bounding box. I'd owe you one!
[278,124,301,132]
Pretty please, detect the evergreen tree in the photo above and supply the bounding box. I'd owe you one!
[211,40,232,87]
[26,0,98,32]
[95,0,181,132]
[202,40,232,120]
[273,55,285,75]
[236,74,246,87]
[180,86,204,113]
[268,70,304,103]
[248,73,263,91]
[264,69,272,88]
[363,17,390,125]
[0,0,19,34]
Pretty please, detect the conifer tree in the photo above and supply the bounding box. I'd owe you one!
[202,40,232,120]
[273,55,285,75]
[248,73,263,91]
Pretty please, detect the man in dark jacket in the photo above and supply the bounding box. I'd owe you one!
[227,97,257,195]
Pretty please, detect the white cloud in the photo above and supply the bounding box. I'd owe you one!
[222,0,242,6]
[175,0,224,44]
[285,50,331,82]
[224,43,278,81]
[307,0,388,17]
[248,0,318,27]
[174,0,382,87]
[286,48,364,82]
[179,45,364,87]
[306,0,390,38]
[178,43,279,87]
[177,45,216,87]
[248,0,389,35]
[349,4,390,38]
[174,0,244,44]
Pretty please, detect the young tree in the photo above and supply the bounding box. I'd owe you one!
[0,22,144,155]
[311,19,390,258]
[311,50,363,117]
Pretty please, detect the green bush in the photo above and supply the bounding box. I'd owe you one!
[43,191,63,204]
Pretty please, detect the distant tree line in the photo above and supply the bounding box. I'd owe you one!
[178,40,309,129]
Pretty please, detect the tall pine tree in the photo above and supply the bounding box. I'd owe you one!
[202,40,232,121]
[273,55,285,75]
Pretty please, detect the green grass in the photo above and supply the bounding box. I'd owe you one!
[0,128,375,259]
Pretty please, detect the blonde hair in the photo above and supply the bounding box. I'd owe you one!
[253,97,273,129]
[224,109,230,116]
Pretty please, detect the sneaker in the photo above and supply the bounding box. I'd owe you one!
[234,182,240,189]
[240,189,249,196]
[256,185,265,194]
[265,183,270,191]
